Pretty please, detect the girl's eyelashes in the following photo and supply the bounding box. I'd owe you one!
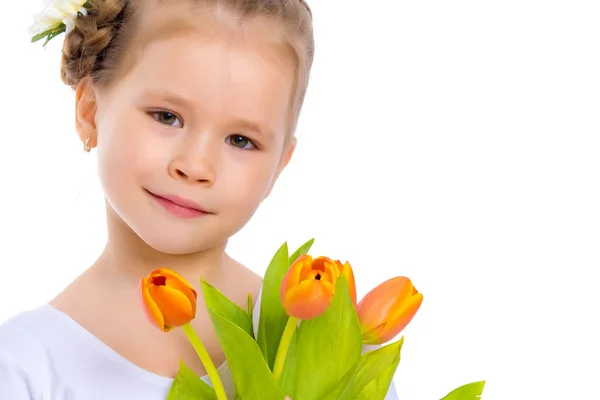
[149,110,184,128]
[226,134,258,150]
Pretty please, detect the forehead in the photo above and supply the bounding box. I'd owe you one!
[110,3,296,137]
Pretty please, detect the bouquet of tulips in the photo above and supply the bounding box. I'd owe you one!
[140,239,485,399]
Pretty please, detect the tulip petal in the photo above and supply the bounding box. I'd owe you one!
[139,277,165,331]
[158,269,198,317]
[317,257,340,284]
[299,256,322,282]
[361,322,388,345]
[377,292,423,343]
[281,254,311,303]
[149,284,195,330]
[154,268,197,294]
[357,277,414,319]
[357,277,423,344]
[283,280,334,320]
[392,289,423,321]
[341,262,357,305]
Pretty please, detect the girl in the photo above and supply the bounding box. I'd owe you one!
[0,0,398,399]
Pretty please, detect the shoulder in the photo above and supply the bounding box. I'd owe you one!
[0,306,57,361]
[0,347,37,399]
[0,306,61,398]
[0,304,98,377]
[228,257,263,287]
[223,257,264,334]
[223,256,263,304]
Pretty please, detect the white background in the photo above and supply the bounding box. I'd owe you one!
[1,1,599,399]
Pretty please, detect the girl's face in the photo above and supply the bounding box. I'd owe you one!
[79,29,296,254]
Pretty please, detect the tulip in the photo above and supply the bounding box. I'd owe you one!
[139,268,197,332]
[139,269,228,400]
[280,254,357,320]
[274,255,357,382]
[356,276,423,345]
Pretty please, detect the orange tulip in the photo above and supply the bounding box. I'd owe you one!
[356,276,423,345]
[280,254,357,320]
[139,268,197,332]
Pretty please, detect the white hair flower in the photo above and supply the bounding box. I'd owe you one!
[29,0,89,45]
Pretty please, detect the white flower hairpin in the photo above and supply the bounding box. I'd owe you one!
[29,0,90,46]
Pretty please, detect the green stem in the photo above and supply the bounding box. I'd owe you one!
[181,323,228,400]
[272,316,299,382]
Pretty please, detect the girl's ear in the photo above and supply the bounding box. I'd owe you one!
[75,77,99,150]
[279,136,297,171]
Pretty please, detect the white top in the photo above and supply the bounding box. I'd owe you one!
[0,298,399,399]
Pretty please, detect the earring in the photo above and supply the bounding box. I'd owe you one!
[84,137,91,152]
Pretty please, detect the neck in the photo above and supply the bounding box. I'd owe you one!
[93,203,228,289]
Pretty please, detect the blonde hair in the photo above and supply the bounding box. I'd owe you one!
[61,0,314,134]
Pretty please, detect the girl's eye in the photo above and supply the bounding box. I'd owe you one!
[151,111,183,127]
[227,134,256,150]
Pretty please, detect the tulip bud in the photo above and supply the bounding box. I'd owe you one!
[139,268,197,332]
[356,276,423,344]
[280,254,357,320]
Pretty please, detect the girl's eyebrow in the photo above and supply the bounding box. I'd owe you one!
[138,89,196,109]
[229,118,275,140]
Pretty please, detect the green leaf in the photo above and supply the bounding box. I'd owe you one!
[323,338,403,400]
[247,293,255,338]
[207,308,284,400]
[280,275,363,400]
[355,362,399,400]
[247,293,255,334]
[166,360,217,400]
[440,381,486,400]
[256,241,290,368]
[201,280,253,338]
[289,238,315,264]
[31,24,66,46]
[247,293,253,317]
[31,31,51,43]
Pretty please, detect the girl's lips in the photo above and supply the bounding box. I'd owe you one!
[146,190,211,218]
